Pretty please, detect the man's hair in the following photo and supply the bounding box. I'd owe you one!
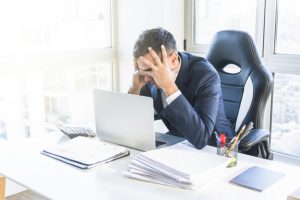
[133,28,177,58]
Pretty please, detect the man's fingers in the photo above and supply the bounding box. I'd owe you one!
[133,59,138,71]
[161,45,168,66]
[171,66,180,74]
[138,70,153,77]
[148,47,162,65]
[138,56,157,71]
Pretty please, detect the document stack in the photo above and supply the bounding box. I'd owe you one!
[124,142,229,190]
[42,136,130,169]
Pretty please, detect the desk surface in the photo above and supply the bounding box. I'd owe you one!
[1,133,300,200]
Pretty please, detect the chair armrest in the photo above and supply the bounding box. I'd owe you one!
[239,129,270,152]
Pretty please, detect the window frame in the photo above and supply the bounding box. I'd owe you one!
[263,0,300,75]
[185,0,266,55]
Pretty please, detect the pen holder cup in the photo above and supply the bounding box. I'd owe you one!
[217,137,239,168]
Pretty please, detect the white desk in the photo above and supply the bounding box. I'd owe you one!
[1,133,300,200]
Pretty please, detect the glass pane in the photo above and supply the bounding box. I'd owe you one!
[194,0,257,44]
[276,0,300,55]
[0,63,113,140]
[0,0,112,54]
[43,63,113,128]
[271,73,300,157]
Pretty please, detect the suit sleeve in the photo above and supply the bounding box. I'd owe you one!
[160,72,221,149]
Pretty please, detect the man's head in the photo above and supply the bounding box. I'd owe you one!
[133,28,179,85]
[133,27,177,59]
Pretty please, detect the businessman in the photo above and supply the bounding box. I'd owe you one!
[128,28,234,149]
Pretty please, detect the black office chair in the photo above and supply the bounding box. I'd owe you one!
[206,30,274,159]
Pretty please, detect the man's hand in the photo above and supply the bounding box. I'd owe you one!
[137,45,178,96]
[128,59,147,95]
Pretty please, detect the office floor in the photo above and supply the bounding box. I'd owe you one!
[6,190,48,200]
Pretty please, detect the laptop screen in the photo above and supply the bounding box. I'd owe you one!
[93,89,156,151]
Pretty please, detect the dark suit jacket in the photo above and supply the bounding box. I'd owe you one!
[140,52,234,149]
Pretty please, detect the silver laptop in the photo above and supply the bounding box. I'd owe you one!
[93,89,184,151]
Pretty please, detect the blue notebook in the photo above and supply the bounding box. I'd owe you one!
[230,166,285,191]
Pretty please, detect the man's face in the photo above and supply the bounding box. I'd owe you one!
[135,49,180,88]
[137,52,178,87]
[136,53,158,85]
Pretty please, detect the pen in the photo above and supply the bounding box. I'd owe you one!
[214,131,220,142]
[228,136,236,146]
[220,133,226,145]
[219,133,226,155]
[224,124,246,156]
[239,122,254,141]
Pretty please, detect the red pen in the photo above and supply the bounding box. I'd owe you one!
[220,133,226,145]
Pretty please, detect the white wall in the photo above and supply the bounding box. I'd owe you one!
[116,0,185,92]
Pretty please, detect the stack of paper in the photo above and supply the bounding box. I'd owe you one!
[42,136,130,169]
[124,142,229,190]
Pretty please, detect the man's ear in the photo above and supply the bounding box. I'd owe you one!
[169,52,179,65]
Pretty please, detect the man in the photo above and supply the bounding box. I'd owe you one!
[128,28,233,149]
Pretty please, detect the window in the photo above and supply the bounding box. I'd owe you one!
[0,0,115,140]
[194,0,257,45]
[42,63,113,125]
[271,73,300,157]
[268,0,300,158]
[186,0,300,158]
[0,0,112,54]
[186,0,262,53]
[275,0,300,55]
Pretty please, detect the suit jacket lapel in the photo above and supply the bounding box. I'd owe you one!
[175,52,189,96]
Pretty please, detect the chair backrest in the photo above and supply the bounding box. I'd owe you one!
[206,30,273,133]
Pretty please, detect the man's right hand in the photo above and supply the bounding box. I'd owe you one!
[128,59,147,95]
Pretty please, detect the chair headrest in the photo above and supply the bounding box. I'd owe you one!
[207,30,261,71]
[206,30,270,86]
